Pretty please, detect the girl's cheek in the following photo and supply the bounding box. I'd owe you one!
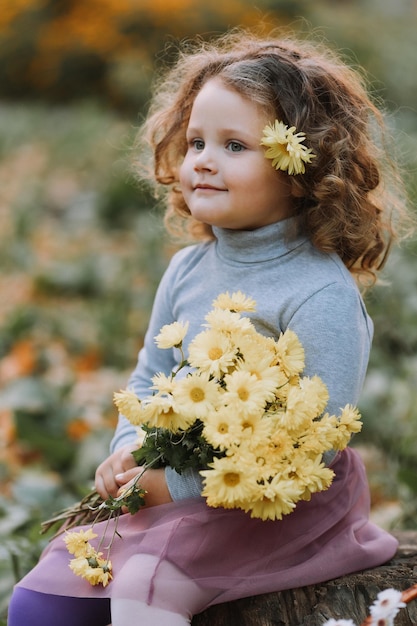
[179,158,191,189]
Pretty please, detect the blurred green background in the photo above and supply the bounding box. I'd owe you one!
[0,0,416,620]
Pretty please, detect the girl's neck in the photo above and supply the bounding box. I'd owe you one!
[212,217,307,264]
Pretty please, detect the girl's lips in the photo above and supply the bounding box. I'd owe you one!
[194,184,226,191]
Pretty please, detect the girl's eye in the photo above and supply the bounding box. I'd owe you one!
[227,141,245,153]
[191,139,205,151]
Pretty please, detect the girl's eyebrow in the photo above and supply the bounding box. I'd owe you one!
[186,125,258,142]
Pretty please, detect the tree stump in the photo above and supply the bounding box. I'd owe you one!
[191,531,417,626]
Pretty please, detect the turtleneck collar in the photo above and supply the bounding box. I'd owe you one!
[212,217,308,264]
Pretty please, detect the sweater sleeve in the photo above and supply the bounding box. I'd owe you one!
[109,249,206,501]
[110,260,179,453]
[286,282,373,416]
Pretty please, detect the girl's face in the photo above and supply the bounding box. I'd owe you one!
[179,78,293,231]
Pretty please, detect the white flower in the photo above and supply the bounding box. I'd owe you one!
[369,588,406,622]
[322,620,357,626]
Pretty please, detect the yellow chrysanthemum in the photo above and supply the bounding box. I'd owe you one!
[173,372,220,419]
[188,329,237,378]
[202,408,242,450]
[280,376,329,432]
[154,320,189,349]
[113,389,142,424]
[64,529,97,558]
[201,455,258,507]
[222,370,273,416]
[287,454,334,500]
[268,428,297,459]
[237,412,273,447]
[297,418,336,454]
[69,555,112,587]
[84,557,112,587]
[278,386,316,431]
[204,308,253,335]
[135,426,147,447]
[329,404,362,450]
[87,560,112,587]
[150,372,176,395]
[248,475,304,520]
[260,120,316,175]
[250,449,288,486]
[212,291,256,313]
[339,404,362,434]
[299,375,329,416]
[236,357,282,394]
[231,334,260,364]
[143,395,195,432]
[69,555,91,577]
[275,329,305,377]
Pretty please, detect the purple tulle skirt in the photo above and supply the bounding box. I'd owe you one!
[17,448,398,610]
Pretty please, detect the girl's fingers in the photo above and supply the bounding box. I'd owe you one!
[94,444,138,498]
[115,467,144,486]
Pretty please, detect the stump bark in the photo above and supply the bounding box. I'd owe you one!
[191,531,417,626]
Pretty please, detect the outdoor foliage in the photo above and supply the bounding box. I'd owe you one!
[0,0,416,622]
[0,0,284,112]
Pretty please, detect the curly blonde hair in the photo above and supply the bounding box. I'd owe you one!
[136,29,410,285]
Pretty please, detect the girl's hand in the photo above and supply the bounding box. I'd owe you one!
[95,444,139,499]
[116,468,173,508]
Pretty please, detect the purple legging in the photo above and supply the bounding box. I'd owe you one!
[8,587,111,626]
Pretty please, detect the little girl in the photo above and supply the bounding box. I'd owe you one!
[8,29,410,626]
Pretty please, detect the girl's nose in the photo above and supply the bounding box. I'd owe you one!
[193,148,218,173]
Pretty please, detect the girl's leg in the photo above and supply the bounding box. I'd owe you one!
[111,554,217,626]
[111,600,191,626]
[7,587,111,626]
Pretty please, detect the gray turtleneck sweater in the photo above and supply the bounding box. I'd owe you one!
[110,218,373,500]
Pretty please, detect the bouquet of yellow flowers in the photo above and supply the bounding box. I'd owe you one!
[44,291,361,587]
[114,290,362,521]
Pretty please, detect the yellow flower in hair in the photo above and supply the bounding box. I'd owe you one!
[261,120,316,175]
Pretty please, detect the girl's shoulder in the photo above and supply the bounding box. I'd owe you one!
[167,240,214,272]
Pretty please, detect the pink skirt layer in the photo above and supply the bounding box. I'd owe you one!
[17,448,398,610]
